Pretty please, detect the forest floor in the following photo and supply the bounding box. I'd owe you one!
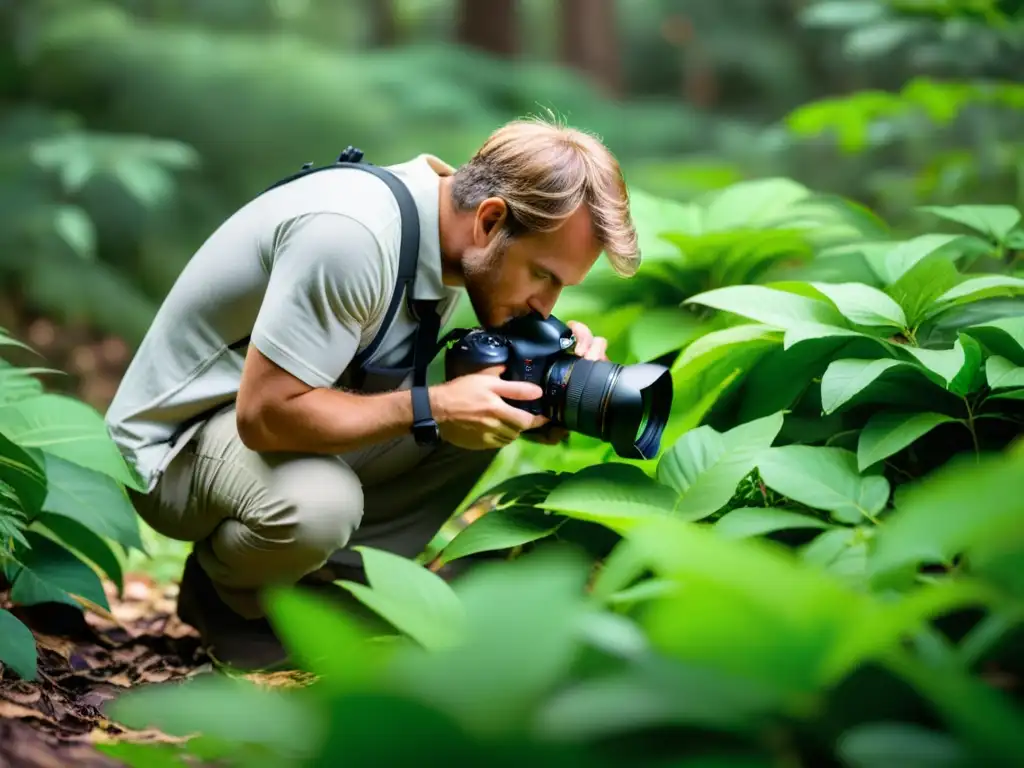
[0,572,215,767]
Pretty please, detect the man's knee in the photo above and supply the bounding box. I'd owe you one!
[260,456,365,562]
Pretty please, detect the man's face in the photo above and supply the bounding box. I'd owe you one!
[462,205,602,329]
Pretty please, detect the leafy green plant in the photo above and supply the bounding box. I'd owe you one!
[0,331,146,682]
[97,441,1024,767]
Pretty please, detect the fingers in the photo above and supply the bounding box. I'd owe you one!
[585,336,608,361]
[489,378,543,402]
[496,404,549,434]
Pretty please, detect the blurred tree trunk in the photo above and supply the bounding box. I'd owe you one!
[368,0,398,47]
[456,0,518,58]
[559,0,622,98]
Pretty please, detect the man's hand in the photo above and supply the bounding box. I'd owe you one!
[431,366,549,451]
[566,320,609,361]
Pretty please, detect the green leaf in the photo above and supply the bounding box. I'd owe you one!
[920,204,1022,244]
[658,412,785,522]
[53,205,97,260]
[713,507,832,539]
[685,285,847,330]
[820,358,917,414]
[336,546,464,651]
[105,674,321,755]
[901,336,983,395]
[934,275,1024,310]
[0,431,47,517]
[757,446,891,524]
[0,394,143,490]
[35,514,124,593]
[438,505,562,566]
[865,234,963,285]
[869,451,1024,582]
[263,586,379,690]
[391,545,594,736]
[538,464,678,533]
[810,281,907,328]
[0,608,37,681]
[857,412,960,471]
[800,0,887,28]
[40,454,143,552]
[985,356,1024,390]
[963,316,1024,366]
[886,253,963,328]
[626,516,857,693]
[837,721,971,768]
[628,308,705,362]
[9,530,110,612]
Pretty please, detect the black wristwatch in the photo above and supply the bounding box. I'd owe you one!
[411,385,440,446]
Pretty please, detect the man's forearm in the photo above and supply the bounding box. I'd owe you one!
[237,386,419,455]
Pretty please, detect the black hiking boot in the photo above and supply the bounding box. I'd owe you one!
[175,552,377,672]
[175,552,293,672]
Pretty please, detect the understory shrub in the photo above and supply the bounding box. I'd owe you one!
[0,332,145,681]
[86,194,1024,766]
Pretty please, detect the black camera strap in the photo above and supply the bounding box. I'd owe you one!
[253,147,444,430]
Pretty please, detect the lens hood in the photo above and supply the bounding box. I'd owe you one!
[604,363,673,460]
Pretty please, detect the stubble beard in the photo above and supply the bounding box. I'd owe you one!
[462,238,508,329]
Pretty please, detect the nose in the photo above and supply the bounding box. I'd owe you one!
[527,296,556,319]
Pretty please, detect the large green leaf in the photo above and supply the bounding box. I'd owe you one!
[932,275,1024,312]
[8,530,110,611]
[757,446,891,524]
[538,464,678,533]
[713,507,832,539]
[0,394,143,490]
[886,252,963,328]
[685,285,848,330]
[657,412,785,522]
[263,586,380,691]
[901,336,984,396]
[836,721,970,768]
[0,431,47,517]
[626,515,859,694]
[0,608,37,681]
[105,674,321,755]
[336,546,465,651]
[628,308,706,363]
[391,545,594,736]
[963,316,1024,366]
[919,204,1022,245]
[857,412,960,471]
[40,453,143,552]
[809,281,907,328]
[820,358,937,414]
[869,450,1024,583]
[437,504,563,566]
[985,356,1024,390]
[864,234,963,285]
[35,513,124,593]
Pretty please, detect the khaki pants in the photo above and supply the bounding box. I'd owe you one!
[132,406,497,618]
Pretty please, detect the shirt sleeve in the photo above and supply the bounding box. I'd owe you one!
[250,212,388,389]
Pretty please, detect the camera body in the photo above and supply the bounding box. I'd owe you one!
[444,312,673,460]
[444,313,577,419]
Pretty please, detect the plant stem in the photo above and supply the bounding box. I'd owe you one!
[962,397,981,459]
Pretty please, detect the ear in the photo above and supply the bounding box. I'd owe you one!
[473,197,508,245]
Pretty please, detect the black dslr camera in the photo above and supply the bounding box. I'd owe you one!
[444,312,673,460]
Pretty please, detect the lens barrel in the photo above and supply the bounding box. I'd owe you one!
[546,356,672,460]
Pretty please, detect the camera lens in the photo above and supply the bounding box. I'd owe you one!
[544,355,673,460]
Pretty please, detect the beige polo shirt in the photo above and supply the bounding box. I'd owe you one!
[105,154,463,492]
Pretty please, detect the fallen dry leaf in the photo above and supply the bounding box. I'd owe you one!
[1,571,210,766]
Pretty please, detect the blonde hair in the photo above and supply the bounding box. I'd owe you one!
[451,116,640,277]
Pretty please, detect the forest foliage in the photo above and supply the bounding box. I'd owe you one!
[1,1,1023,766]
